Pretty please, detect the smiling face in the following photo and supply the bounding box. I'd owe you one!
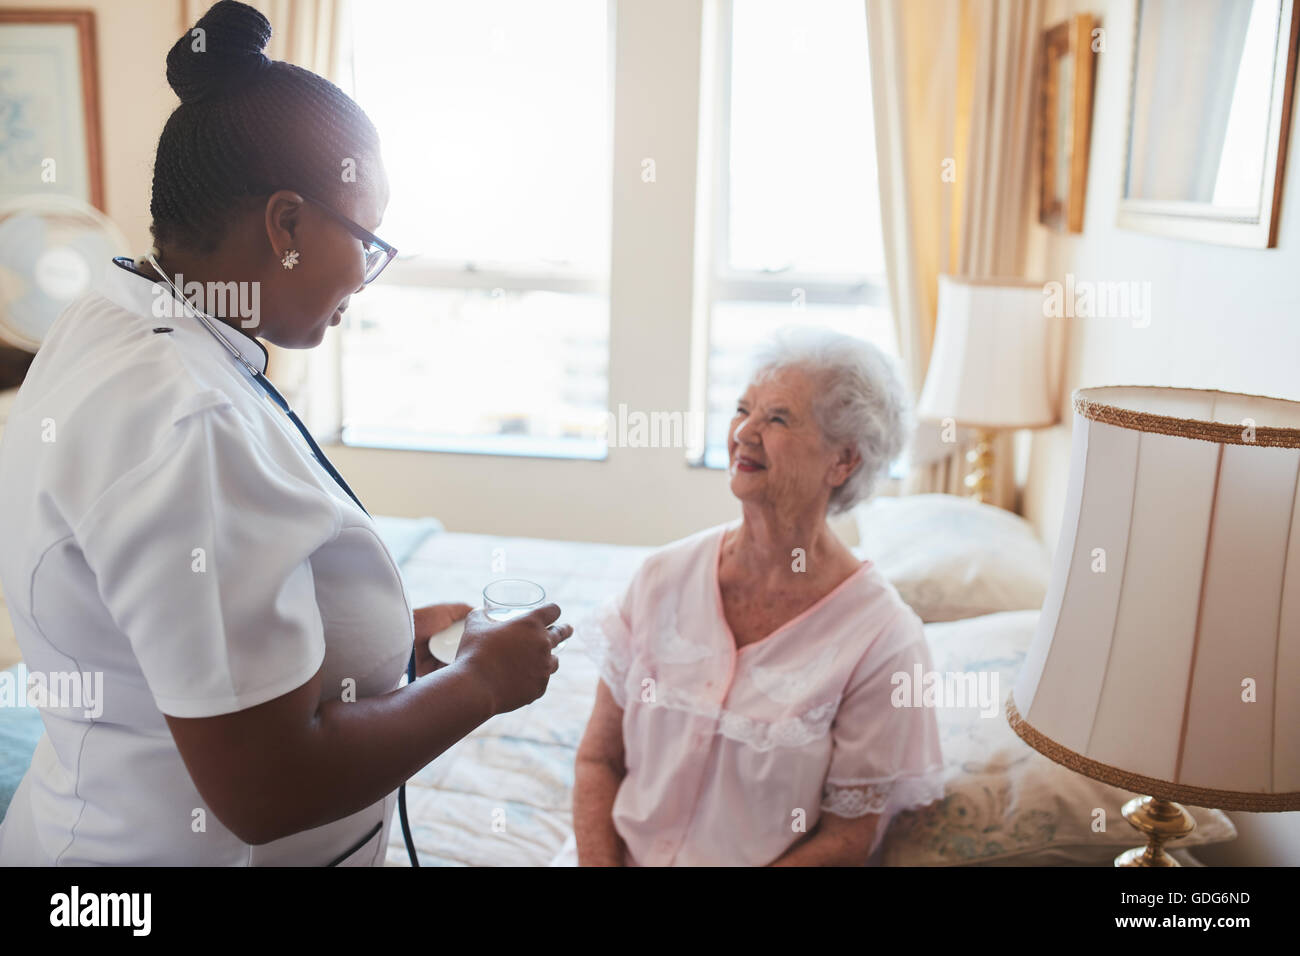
[728,365,860,517]
[260,163,390,348]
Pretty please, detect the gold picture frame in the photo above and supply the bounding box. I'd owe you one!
[1038,14,1097,233]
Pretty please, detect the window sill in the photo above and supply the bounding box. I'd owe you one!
[339,426,608,462]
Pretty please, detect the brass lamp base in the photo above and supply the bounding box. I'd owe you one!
[1114,795,1196,867]
[963,427,996,503]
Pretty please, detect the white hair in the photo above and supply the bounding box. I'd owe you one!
[746,326,912,515]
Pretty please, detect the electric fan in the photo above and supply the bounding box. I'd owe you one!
[0,194,129,352]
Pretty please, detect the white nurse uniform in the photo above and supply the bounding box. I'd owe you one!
[0,258,413,865]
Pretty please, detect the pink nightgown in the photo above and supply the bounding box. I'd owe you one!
[554,521,945,866]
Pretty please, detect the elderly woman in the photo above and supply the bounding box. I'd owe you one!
[552,327,945,867]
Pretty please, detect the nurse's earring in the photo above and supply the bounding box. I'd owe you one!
[281,249,300,270]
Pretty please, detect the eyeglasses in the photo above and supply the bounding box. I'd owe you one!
[297,191,398,285]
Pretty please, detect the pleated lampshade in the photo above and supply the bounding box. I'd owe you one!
[1008,385,1300,811]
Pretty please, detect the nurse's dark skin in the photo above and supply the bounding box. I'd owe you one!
[143,172,573,846]
[143,173,386,349]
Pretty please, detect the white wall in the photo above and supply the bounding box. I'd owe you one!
[1024,0,1300,866]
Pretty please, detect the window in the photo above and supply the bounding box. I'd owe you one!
[338,0,612,458]
[693,0,895,468]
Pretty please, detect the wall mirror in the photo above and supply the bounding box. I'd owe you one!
[1119,0,1300,247]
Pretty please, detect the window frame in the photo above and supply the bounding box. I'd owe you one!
[689,0,891,468]
[312,0,891,474]
[326,0,617,460]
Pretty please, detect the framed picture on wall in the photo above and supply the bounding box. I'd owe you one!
[1038,13,1097,233]
[0,10,104,210]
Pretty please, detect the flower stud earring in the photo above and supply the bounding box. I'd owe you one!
[281,249,300,270]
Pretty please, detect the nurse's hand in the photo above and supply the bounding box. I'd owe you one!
[454,604,573,715]
[412,602,474,679]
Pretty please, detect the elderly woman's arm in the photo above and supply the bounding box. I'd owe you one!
[572,680,629,866]
[767,811,880,866]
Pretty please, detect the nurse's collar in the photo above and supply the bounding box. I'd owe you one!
[110,256,269,376]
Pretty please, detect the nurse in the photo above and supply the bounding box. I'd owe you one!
[0,0,570,865]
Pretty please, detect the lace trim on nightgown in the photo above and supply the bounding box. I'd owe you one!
[658,686,840,751]
[820,764,947,819]
[593,667,839,750]
[588,596,769,706]
[588,602,633,706]
[650,600,714,665]
[583,599,856,751]
[745,642,841,705]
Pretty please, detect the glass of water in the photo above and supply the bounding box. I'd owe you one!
[483,578,546,621]
[482,578,568,653]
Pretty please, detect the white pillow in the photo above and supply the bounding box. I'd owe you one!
[853,493,1050,622]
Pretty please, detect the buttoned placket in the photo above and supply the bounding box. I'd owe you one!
[653,533,744,865]
[655,630,738,866]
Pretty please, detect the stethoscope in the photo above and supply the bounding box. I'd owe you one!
[129,254,424,867]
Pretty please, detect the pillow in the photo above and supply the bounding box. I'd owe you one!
[853,493,1050,622]
[881,612,1238,866]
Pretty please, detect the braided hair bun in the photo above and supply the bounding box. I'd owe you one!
[166,1,272,105]
[149,0,381,256]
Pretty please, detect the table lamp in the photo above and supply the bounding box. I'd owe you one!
[1008,385,1300,866]
[915,275,1058,502]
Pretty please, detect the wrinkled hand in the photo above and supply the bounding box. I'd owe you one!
[412,602,474,679]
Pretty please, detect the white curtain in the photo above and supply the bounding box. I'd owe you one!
[867,0,1043,510]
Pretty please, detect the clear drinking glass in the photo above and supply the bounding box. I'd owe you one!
[483,578,547,621]
[483,578,568,653]
[428,579,559,665]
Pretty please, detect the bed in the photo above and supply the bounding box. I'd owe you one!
[0,501,1237,865]
[383,507,1235,867]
